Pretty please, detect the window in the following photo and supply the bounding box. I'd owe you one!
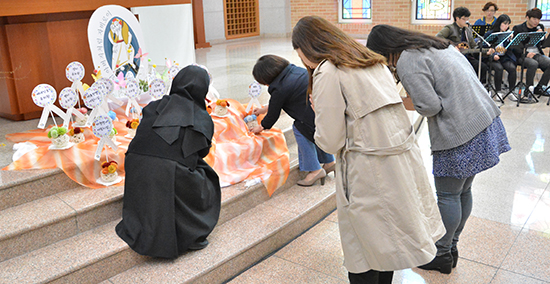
[338,0,372,24]
[533,0,550,22]
[411,0,453,25]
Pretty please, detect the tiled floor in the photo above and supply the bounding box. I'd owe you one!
[2,37,550,283]
[216,38,549,283]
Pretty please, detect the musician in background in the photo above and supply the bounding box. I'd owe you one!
[474,2,499,26]
[484,14,516,98]
[437,7,488,84]
[511,8,550,96]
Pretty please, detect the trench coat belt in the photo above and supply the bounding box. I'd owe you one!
[341,126,416,193]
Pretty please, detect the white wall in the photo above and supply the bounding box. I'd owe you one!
[203,0,291,42]
[258,0,291,37]
[132,4,196,67]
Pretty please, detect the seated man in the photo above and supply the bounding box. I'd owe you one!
[437,6,489,84]
[511,8,550,96]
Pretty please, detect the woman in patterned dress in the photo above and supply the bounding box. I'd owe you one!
[367,24,511,274]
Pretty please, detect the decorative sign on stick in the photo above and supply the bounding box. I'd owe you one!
[125,78,141,117]
[59,87,86,128]
[32,84,68,129]
[92,114,118,161]
[149,78,166,100]
[66,61,85,98]
[96,77,123,113]
[83,84,106,126]
[245,81,262,113]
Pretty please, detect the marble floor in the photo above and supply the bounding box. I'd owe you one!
[1,37,550,283]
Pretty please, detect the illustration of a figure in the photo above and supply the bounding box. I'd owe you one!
[109,18,135,74]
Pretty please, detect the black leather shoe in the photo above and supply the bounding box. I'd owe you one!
[534,86,549,97]
[451,249,458,268]
[418,252,453,274]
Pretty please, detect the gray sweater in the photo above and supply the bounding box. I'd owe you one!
[397,46,501,151]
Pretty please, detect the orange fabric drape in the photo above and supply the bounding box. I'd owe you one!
[3,100,290,195]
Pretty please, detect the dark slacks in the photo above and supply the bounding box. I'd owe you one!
[348,270,394,284]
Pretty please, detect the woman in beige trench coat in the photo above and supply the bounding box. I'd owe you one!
[292,16,445,284]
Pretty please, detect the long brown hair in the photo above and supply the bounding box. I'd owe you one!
[292,16,386,95]
[292,16,386,69]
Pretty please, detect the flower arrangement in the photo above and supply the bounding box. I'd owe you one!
[100,160,118,182]
[48,126,70,148]
[214,99,230,116]
[69,127,85,143]
[126,119,139,137]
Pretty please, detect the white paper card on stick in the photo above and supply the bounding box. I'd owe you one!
[32,84,67,129]
[92,115,118,160]
[149,78,166,99]
[125,78,140,99]
[168,65,180,80]
[245,81,262,113]
[92,115,113,138]
[66,62,85,82]
[83,85,104,109]
[32,84,56,107]
[59,87,78,109]
[96,78,114,96]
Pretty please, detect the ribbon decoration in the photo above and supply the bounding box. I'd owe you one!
[245,81,262,114]
[91,114,118,161]
[59,87,85,128]
[124,78,142,117]
[32,84,68,129]
[96,78,123,113]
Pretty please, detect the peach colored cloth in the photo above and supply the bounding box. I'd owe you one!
[3,100,290,195]
[205,99,289,196]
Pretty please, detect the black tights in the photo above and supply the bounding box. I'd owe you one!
[348,270,394,284]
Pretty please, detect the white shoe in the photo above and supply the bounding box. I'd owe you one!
[509,94,518,101]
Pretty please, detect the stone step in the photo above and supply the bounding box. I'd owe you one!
[0,168,78,211]
[106,177,336,284]
[0,169,335,283]
[0,149,300,263]
[0,185,124,262]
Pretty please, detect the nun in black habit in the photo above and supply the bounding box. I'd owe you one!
[115,65,221,259]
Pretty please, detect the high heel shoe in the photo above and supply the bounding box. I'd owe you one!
[418,252,453,274]
[322,162,336,175]
[451,249,458,268]
[297,169,326,186]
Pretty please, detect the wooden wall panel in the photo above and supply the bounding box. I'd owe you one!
[6,22,56,115]
[0,0,209,120]
[46,18,95,91]
[0,18,18,119]
[0,0,191,17]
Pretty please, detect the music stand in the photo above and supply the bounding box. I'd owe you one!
[483,31,513,103]
[472,25,491,38]
[504,31,546,106]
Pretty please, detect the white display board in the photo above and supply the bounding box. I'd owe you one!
[131,4,195,68]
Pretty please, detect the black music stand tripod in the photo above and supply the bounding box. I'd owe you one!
[470,25,491,80]
[484,31,513,103]
[503,31,546,106]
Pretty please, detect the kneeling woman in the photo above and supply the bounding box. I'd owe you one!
[116,65,221,258]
